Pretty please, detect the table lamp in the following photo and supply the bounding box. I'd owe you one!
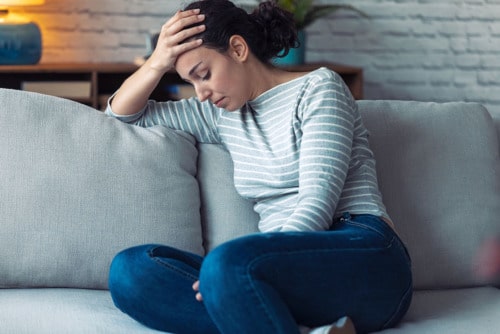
[0,0,44,65]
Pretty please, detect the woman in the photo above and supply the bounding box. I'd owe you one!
[106,1,412,333]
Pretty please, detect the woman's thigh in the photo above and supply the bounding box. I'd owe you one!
[109,244,219,334]
[200,214,412,334]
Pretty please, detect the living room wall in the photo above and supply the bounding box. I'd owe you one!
[25,0,500,117]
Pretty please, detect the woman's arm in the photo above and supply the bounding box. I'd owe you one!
[281,73,357,232]
[110,9,205,116]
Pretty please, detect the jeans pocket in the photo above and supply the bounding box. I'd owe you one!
[340,213,390,240]
[340,213,413,268]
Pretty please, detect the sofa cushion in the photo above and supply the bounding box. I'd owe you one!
[197,144,259,251]
[0,89,203,289]
[0,287,498,334]
[358,100,500,289]
[0,289,164,333]
[377,287,500,334]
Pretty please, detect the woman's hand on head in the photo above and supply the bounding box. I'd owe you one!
[147,9,206,73]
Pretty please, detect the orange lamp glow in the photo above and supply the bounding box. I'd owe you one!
[0,0,44,5]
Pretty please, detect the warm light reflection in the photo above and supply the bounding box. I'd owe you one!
[0,0,44,5]
[0,0,45,22]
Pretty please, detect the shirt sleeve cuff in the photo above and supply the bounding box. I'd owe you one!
[104,92,146,123]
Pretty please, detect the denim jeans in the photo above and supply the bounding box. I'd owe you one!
[109,214,412,334]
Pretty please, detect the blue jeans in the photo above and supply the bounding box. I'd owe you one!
[109,214,412,334]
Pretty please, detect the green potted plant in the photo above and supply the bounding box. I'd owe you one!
[267,0,367,66]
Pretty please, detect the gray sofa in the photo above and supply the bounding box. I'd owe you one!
[0,87,499,334]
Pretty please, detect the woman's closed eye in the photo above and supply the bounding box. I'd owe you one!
[201,71,211,81]
[180,71,209,85]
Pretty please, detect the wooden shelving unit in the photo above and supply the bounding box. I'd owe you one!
[0,62,363,110]
[287,62,363,100]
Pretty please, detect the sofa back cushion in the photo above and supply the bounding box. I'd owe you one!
[0,89,203,289]
[197,144,259,251]
[358,100,500,289]
[199,100,500,290]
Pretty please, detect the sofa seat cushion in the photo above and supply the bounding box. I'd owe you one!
[0,289,163,334]
[0,89,204,289]
[0,287,498,333]
[376,286,500,333]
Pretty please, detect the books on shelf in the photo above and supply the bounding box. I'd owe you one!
[21,81,92,99]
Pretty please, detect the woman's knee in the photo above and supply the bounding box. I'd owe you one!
[198,243,239,314]
[199,236,265,303]
[109,244,204,304]
[199,233,284,285]
[108,244,160,308]
[201,236,254,275]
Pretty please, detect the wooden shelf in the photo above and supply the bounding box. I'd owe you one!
[279,63,363,100]
[0,62,363,110]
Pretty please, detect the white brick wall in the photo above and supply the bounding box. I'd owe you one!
[307,0,500,118]
[22,0,500,117]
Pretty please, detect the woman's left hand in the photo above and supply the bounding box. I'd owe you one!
[192,280,203,302]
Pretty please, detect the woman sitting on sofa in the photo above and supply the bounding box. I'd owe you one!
[105,1,412,333]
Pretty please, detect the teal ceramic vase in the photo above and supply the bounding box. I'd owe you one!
[273,30,306,66]
[0,21,42,65]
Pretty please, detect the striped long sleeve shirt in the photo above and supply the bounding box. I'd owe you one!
[106,67,389,232]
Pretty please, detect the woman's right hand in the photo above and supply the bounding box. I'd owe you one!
[109,9,205,116]
[147,9,206,74]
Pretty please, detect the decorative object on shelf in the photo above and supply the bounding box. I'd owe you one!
[267,0,367,66]
[0,0,44,65]
[273,29,306,66]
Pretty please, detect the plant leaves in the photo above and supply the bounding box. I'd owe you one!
[302,4,368,29]
[258,1,368,30]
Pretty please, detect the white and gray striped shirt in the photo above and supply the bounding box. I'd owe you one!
[106,67,389,232]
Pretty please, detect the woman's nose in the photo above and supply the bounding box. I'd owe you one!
[195,84,211,102]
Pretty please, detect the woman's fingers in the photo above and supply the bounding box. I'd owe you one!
[161,10,205,45]
[148,9,205,71]
[192,280,203,302]
[155,23,204,58]
[164,9,201,30]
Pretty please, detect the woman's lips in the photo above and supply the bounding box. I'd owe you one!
[214,97,225,108]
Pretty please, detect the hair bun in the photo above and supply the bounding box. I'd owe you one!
[250,1,298,60]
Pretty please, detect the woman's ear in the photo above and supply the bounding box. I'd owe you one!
[228,35,249,62]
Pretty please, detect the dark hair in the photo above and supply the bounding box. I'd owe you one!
[183,0,298,63]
